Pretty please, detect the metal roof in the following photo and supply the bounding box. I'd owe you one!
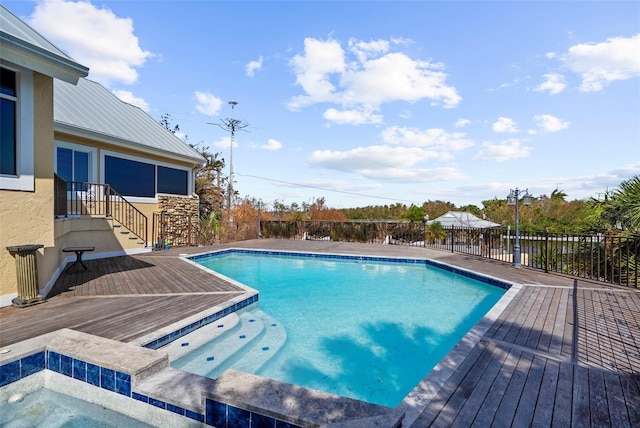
[426,211,501,228]
[54,78,205,165]
[0,5,88,83]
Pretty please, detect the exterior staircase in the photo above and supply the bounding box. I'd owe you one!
[54,174,148,248]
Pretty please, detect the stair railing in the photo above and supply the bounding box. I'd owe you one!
[54,174,148,244]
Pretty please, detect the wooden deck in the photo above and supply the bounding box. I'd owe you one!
[0,252,246,345]
[1,239,638,427]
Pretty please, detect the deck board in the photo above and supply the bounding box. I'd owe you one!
[1,240,638,427]
[530,358,559,428]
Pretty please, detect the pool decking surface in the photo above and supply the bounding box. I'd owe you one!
[1,239,638,427]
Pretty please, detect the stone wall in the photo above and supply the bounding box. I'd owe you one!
[158,194,199,217]
[155,195,200,247]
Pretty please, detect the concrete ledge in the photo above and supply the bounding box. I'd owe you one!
[207,370,403,427]
[45,329,168,384]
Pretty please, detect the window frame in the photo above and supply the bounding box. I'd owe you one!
[54,140,97,183]
[0,62,34,191]
[100,149,193,203]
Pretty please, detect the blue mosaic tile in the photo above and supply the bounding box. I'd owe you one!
[101,367,115,391]
[262,347,270,351]
[60,354,73,377]
[228,404,250,428]
[239,335,246,339]
[181,342,189,347]
[87,363,100,387]
[72,358,87,382]
[217,324,224,328]
[186,409,205,423]
[207,356,215,361]
[21,352,45,377]
[205,399,227,428]
[115,371,131,396]
[46,351,60,373]
[0,360,20,387]
[249,319,255,323]
[167,403,185,415]
[149,397,166,409]
[251,413,276,428]
[130,393,147,405]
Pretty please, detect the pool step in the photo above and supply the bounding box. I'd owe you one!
[171,312,265,378]
[161,313,240,362]
[208,309,287,378]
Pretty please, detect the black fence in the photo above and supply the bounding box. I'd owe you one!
[260,220,639,288]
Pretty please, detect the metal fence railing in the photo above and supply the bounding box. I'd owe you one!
[260,220,426,245]
[260,220,639,288]
[54,174,148,244]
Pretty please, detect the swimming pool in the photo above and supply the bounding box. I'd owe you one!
[176,250,507,407]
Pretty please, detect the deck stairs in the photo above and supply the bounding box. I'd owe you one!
[110,219,147,248]
[167,309,287,379]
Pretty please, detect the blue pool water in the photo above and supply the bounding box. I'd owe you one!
[182,251,505,407]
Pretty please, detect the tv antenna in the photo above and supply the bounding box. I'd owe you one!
[208,100,250,210]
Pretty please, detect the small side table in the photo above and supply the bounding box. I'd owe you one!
[63,246,95,272]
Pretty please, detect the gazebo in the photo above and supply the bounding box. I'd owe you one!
[425,211,500,228]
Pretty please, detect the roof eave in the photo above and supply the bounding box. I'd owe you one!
[54,122,206,167]
[1,33,88,83]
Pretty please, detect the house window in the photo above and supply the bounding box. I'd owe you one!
[105,155,155,198]
[157,165,188,195]
[1,67,17,176]
[0,62,34,191]
[56,147,89,183]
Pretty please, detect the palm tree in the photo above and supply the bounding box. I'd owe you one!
[582,175,640,287]
[602,175,640,232]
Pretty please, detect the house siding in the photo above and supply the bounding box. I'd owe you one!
[0,72,55,304]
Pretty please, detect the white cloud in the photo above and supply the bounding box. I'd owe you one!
[380,126,473,152]
[28,0,153,86]
[492,117,519,133]
[288,37,461,119]
[111,90,149,111]
[260,139,283,151]
[309,146,466,182]
[246,56,263,77]
[288,38,346,109]
[535,73,566,95]
[305,125,473,182]
[533,114,570,132]
[562,34,640,92]
[195,91,223,116]
[211,136,237,149]
[455,118,471,128]
[310,145,437,170]
[323,108,383,125]
[474,139,531,162]
[348,38,390,62]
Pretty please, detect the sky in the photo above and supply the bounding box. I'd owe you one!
[5,0,640,209]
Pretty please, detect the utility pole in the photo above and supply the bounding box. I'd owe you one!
[209,101,249,210]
